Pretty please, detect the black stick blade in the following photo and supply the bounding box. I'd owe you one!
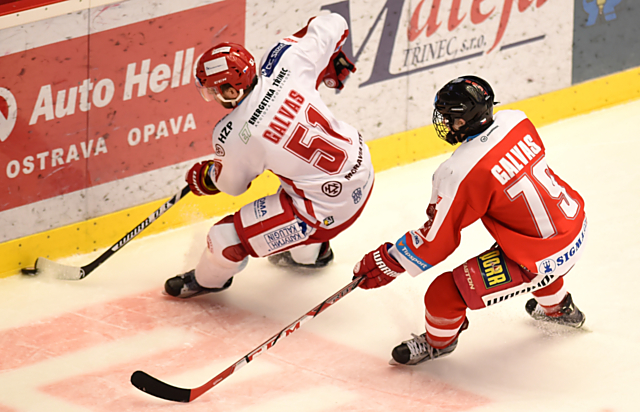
[21,267,38,276]
[131,370,192,403]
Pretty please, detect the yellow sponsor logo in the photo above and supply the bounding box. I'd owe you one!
[478,250,512,289]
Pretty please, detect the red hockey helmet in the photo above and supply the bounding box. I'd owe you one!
[194,42,257,107]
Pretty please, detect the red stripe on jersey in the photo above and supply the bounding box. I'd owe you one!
[333,29,349,52]
[317,28,350,89]
[292,17,316,38]
[277,174,317,221]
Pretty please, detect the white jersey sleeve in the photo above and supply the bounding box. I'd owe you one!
[287,13,349,81]
[208,116,261,197]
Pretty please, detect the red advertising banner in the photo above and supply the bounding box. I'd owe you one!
[0,0,65,17]
[0,0,245,213]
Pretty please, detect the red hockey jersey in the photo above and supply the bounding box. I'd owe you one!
[389,110,586,276]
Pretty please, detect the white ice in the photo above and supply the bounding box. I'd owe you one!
[1,100,639,412]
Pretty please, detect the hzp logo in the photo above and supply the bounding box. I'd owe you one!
[0,88,18,142]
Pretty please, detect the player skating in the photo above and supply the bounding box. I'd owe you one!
[165,13,373,298]
[353,76,587,365]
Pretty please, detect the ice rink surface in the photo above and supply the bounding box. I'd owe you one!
[1,100,639,411]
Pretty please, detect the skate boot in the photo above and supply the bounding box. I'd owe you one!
[164,270,233,299]
[267,241,334,269]
[391,318,469,365]
[525,293,585,328]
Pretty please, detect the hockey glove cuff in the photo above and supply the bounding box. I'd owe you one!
[353,243,405,290]
[186,160,220,196]
[322,49,356,90]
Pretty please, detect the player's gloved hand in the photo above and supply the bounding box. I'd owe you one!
[322,49,356,90]
[186,161,220,196]
[353,243,405,289]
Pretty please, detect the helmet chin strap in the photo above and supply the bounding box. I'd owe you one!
[445,130,465,145]
[216,89,245,108]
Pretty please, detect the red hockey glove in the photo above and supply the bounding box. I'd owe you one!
[353,243,405,290]
[186,161,220,196]
[322,49,356,90]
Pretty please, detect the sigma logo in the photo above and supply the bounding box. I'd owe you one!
[321,181,342,197]
[253,197,268,219]
[0,88,18,142]
[538,259,556,274]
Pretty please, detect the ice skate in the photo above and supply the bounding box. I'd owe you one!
[164,270,233,299]
[525,293,585,328]
[390,319,468,365]
[268,241,334,269]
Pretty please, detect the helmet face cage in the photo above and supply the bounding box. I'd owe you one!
[432,110,459,145]
[432,76,496,145]
[194,43,256,107]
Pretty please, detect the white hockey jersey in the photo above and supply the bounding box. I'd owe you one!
[208,13,373,229]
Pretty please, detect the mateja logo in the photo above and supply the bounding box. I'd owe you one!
[0,88,17,142]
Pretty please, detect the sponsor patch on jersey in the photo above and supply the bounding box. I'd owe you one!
[253,197,268,219]
[409,230,424,248]
[261,43,291,77]
[264,221,305,251]
[215,144,225,156]
[218,121,233,143]
[322,181,342,197]
[323,216,335,227]
[395,237,431,272]
[239,123,251,144]
[477,249,512,289]
[535,219,587,275]
[538,259,556,274]
[351,187,362,204]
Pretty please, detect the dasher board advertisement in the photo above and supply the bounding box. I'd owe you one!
[1,0,573,242]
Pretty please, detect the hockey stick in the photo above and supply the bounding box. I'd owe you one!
[131,276,364,403]
[21,185,191,280]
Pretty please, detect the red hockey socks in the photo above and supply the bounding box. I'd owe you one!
[424,272,469,349]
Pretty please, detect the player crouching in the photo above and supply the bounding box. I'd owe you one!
[165,13,373,299]
[353,76,586,366]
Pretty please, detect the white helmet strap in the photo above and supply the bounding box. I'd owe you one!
[216,88,244,107]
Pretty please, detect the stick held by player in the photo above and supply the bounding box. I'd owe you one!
[353,76,587,366]
[165,13,372,298]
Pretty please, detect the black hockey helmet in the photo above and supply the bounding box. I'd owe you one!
[432,75,497,145]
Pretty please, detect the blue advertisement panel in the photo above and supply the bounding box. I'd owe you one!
[572,0,640,84]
